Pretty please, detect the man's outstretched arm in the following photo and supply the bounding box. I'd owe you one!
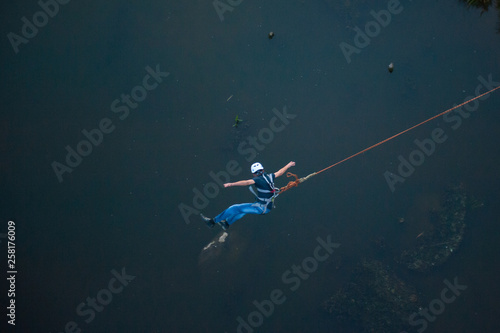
[274,161,296,178]
[224,179,255,188]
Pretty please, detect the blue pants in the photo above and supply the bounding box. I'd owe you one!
[214,202,271,225]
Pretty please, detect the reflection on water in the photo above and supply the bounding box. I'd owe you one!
[198,229,248,268]
[458,0,500,32]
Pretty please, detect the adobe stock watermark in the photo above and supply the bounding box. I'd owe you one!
[339,0,404,64]
[213,0,244,22]
[178,105,297,225]
[52,267,135,333]
[51,64,170,183]
[401,276,467,333]
[7,0,71,54]
[384,74,500,192]
[236,235,340,333]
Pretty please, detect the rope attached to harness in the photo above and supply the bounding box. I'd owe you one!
[278,85,500,195]
[279,172,317,194]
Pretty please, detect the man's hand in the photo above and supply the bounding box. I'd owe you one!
[275,161,296,177]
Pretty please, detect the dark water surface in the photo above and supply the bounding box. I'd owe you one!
[1,0,500,332]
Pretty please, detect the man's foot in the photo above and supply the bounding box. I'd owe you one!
[200,214,215,228]
[218,220,229,231]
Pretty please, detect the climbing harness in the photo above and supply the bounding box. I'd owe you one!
[279,85,500,195]
[249,173,280,210]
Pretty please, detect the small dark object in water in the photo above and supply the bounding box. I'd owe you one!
[268,32,274,39]
[388,62,394,73]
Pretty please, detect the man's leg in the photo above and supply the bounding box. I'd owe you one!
[214,203,264,226]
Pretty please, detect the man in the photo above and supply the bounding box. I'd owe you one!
[201,161,296,230]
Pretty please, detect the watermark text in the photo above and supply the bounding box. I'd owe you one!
[236,235,340,332]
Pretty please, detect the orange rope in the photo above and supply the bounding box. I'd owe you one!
[279,172,301,193]
[280,85,500,194]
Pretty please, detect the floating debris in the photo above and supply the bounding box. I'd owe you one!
[202,241,216,251]
[233,115,243,128]
[218,232,228,243]
[226,95,233,102]
[199,231,229,266]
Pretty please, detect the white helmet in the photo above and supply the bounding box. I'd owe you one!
[251,162,264,174]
